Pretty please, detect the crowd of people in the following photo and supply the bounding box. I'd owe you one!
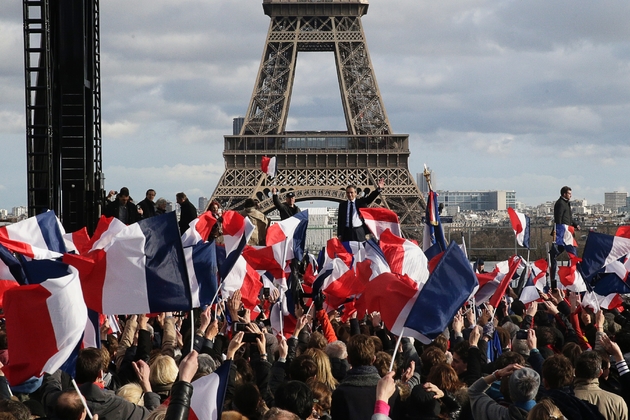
[0,280,628,420]
[0,185,628,420]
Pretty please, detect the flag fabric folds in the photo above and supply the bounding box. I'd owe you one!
[218,211,254,280]
[359,208,401,240]
[403,242,479,344]
[519,259,548,305]
[188,361,232,420]
[261,156,277,178]
[581,231,630,280]
[2,262,87,385]
[507,208,530,249]
[185,241,218,308]
[555,224,577,255]
[67,212,192,315]
[266,210,309,263]
[0,211,65,259]
[181,212,218,247]
[378,229,428,285]
[557,254,587,293]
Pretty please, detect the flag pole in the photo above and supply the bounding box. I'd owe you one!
[189,310,195,355]
[72,379,94,420]
[389,329,405,372]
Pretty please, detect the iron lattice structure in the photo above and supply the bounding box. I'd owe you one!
[22,0,103,233]
[212,0,425,239]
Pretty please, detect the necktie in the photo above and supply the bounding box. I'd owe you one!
[349,201,355,228]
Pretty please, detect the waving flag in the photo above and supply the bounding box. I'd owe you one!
[266,210,309,263]
[359,208,401,239]
[218,211,254,280]
[187,361,232,420]
[2,262,87,385]
[0,245,22,306]
[488,255,522,308]
[507,208,530,249]
[379,229,428,285]
[87,216,127,252]
[404,242,479,344]
[181,212,218,247]
[555,224,577,255]
[558,254,587,293]
[0,211,65,259]
[185,241,218,308]
[581,231,630,280]
[62,227,91,255]
[261,156,277,178]
[221,256,262,310]
[519,259,549,305]
[586,273,630,310]
[65,212,192,315]
[616,226,630,239]
[423,190,446,252]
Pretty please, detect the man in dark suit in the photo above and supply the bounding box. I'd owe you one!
[176,192,198,234]
[103,187,142,224]
[337,178,385,242]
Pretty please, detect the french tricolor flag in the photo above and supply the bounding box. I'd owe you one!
[507,207,530,249]
[87,216,127,252]
[2,262,87,385]
[187,361,231,420]
[519,259,548,305]
[181,212,218,247]
[359,208,401,240]
[378,229,428,285]
[66,212,192,315]
[555,224,578,255]
[557,254,587,293]
[266,210,309,263]
[581,231,630,280]
[261,156,277,178]
[220,255,262,311]
[585,273,630,311]
[218,211,254,280]
[0,211,65,259]
[184,241,218,308]
[62,227,91,255]
[0,244,23,306]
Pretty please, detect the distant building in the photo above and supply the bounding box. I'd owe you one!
[198,197,209,212]
[12,206,27,217]
[166,201,174,213]
[0,209,7,218]
[604,191,627,213]
[437,190,516,211]
[304,207,335,253]
[416,168,434,195]
[233,117,245,135]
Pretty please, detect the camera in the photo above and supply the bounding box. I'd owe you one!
[516,329,528,340]
[263,287,270,299]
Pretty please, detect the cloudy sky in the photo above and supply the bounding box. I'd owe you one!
[1,0,630,212]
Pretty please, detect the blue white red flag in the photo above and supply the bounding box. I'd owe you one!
[62,227,91,255]
[378,229,428,285]
[557,254,587,293]
[488,255,522,308]
[423,191,446,253]
[218,211,254,280]
[0,211,65,259]
[2,262,87,385]
[584,273,630,311]
[507,208,530,249]
[581,231,630,280]
[519,259,549,305]
[181,212,218,247]
[266,210,309,263]
[555,224,578,255]
[185,241,218,308]
[261,156,277,178]
[188,360,232,420]
[359,207,401,240]
[87,216,127,252]
[65,212,192,315]
[403,242,479,343]
[220,255,262,311]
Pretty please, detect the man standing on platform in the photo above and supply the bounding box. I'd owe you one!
[176,192,197,234]
[137,189,157,218]
[549,186,580,285]
[337,178,385,242]
[271,188,300,220]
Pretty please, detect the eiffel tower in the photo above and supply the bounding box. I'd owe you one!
[211,0,425,239]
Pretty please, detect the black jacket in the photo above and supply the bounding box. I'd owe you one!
[178,199,198,233]
[164,381,193,420]
[104,199,142,224]
[336,188,381,238]
[272,194,301,220]
[138,198,156,218]
[553,196,577,227]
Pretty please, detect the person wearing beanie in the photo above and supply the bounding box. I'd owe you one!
[468,364,539,420]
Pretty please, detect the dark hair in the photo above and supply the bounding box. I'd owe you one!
[176,192,187,200]
[289,355,318,383]
[243,198,256,208]
[495,351,525,370]
[560,186,571,196]
[307,331,327,351]
[511,300,526,317]
[374,351,392,377]
[575,351,602,380]
[274,381,314,419]
[345,185,357,191]
[426,363,464,393]
[0,400,30,420]
[421,347,447,377]
[347,334,375,367]
[452,341,470,363]
[146,189,156,196]
[119,187,130,197]
[542,355,574,389]
[561,342,582,367]
[232,383,262,419]
[55,391,85,420]
[76,347,104,383]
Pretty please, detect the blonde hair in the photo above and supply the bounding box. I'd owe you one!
[527,399,564,420]
[146,406,167,420]
[303,348,338,390]
[149,355,179,386]
[116,383,144,406]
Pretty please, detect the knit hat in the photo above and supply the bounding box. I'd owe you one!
[509,368,540,402]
